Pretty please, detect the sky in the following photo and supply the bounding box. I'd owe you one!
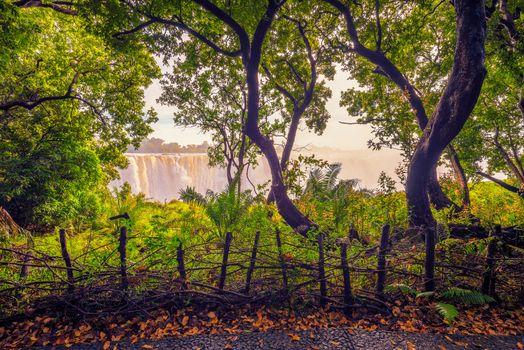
[144,67,376,151]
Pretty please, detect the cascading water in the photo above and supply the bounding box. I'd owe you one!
[110,154,233,202]
[111,149,402,202]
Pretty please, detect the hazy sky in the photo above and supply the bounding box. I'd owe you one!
[145,68,376,151]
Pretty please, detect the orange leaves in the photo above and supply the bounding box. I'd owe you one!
[288,333,301,341]
[2,304,524,349]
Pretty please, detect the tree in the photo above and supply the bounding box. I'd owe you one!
[0,5,159,227]
[263,12,335,201]
[88,0,339,236]
[325,0,472,212]
[324,0,487,291]
[158,49,268,190]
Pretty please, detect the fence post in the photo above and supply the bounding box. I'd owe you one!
[339,241,354,312]
[19,252,31,279]
[424,225,436,292]
[275,229,288,291]
[376,224,390,299]
[318,232,327,307]
[218,231,233,291]
[481,225,499,297]
[177,242,187,289]
[118,226,128,291]
[59,229,74,293]
[244,231,260,294]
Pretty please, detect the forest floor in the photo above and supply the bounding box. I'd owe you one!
[31,328,524,350]
[1,299,523,349]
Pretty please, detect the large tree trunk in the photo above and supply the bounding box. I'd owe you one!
[243,3,315,237]
[427,166,458,210]
[407,1,486,228]
[323,0,459,214]
[406,0,486,291]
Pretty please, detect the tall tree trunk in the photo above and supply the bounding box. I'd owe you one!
[406,0,487,228]
[323,0,458,214]
[407,1,486,292]
[243,2,315,237]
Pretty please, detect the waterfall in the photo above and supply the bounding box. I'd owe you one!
[110,154,233,202]
[111,149,402,202]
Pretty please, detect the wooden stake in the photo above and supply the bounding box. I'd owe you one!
[244,231,260,294]
[424,225,436,292]
[275,229,288,290]
[376,224,390,298]
[177,242,187,289]
[118,226,128,291]
[340,241,354,311]
[318,232,327,307]
[218,232,233,291]
[59,229,74,293]
[482,225,499,297]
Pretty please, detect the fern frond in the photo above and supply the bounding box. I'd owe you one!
[385,283,417,296]
[441,287,495,305]
[435,302,459,323]
[416,291,435,298]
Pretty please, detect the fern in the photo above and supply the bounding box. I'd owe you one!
[436,302,459,323]
[385,283,417,296]
[416,291,435,298]
[441,287,495,305]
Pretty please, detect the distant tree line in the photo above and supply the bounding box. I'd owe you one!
[127,138,210,154]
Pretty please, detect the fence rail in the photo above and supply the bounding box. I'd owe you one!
[0,221,523,321]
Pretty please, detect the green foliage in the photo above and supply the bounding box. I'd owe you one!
[385,283,417,296]
[435,303,459,323]
[205,183,253,236]
[179,186,207,206]
[0,6,159,228]
[440,288,495,306]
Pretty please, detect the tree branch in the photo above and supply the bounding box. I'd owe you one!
[0,72,79,112]
[13,0,77,15]
[477,171,524,197]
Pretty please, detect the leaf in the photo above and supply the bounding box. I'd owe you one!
[181,316,189,326]
[518,342,523,349]
[142,345,154,349]
[103,341,110,350]
[288,333,300,341]
[207,311,217,319]
[406,340,417,350]
[435,303,459,323]
[415,291,435,298]
[441,288,495,305]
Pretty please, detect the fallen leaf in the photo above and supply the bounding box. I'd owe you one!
[406,340,416,350]
[142,345,154,349]
[103,341,110,350]
[288,333,300,341]
[181,316,189,326]
[517,342,523,350]
[208,311,217,319]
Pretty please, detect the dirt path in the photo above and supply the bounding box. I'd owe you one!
[34,328,523,349]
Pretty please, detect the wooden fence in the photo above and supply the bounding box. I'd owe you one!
[0,221,522,321]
